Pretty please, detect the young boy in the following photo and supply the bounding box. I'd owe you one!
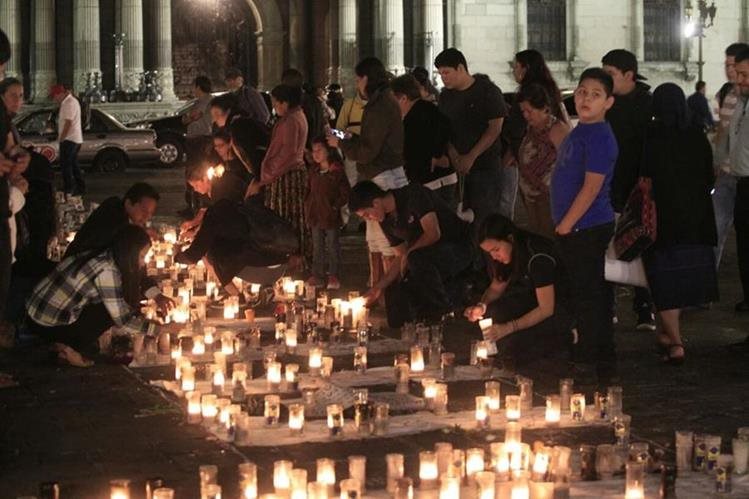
[551,67,618,387]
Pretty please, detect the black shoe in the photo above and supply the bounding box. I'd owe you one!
[735,301,749,313]
[635,310,656,331]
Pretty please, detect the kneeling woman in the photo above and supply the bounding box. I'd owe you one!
[27,226,163,366]
[464,214,572,368]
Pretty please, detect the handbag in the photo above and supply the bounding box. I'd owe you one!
[604,240,648,288]
[613,177,657,261]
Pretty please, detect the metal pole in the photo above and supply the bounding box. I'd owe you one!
[698,27,704,81]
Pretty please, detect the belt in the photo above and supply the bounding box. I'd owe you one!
[423,172,458,191]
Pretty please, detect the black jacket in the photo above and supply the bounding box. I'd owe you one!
[643,122,717,248]
[65,197,128,258]
[606,82,653,212]
[402,100,453,185]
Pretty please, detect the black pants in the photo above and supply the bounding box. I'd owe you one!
[60,140,84,195]
[0,220,10,323]
[29,302,113,356]
[734,177,749,299]
[555,223,616,368]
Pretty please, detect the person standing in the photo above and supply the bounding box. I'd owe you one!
[50,84,84,196]
[601,49,656,331]
[182,76,215,216]
[335,87,367,188]
[713,43,749,273]
[225,67,270,125]
[687,81,715,132]
[642,83,719,365]
[435,48,509,224]
[551,68,618,386]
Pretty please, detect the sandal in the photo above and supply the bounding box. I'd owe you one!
[662,344,685,366]
[654,332,672,356]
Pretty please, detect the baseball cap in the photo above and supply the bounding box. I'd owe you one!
[601,49,647,81]
[49,84,67,98]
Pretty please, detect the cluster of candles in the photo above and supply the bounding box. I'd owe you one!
[674,426,749,493]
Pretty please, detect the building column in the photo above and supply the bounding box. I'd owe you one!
[152,0,176,101]
[742,0,749,43]
[419,0,444,71]
[289,0,307,72]
[0,0,22,80]
[73,0,102,92]
[338,0,357,96]
[375,0,405,75]
[121,0,144,91]
[256,29,284,91]
[31,0,57,102]
[514,0,528,53]
[630,0,645,61]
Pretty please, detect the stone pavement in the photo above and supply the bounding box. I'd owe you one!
[1,169,749,497]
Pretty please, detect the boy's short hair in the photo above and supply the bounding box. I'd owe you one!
[124,182,160,203]
[578,68,614,97]
[434,48,468,71]
[726,43,749,58]
[736,48,749,65]
[193,76,212,93]
[390,74,421,101]
[225,67,243,80]
[695,80,706,92]
[349,181,387,212]
[601,49,646,81]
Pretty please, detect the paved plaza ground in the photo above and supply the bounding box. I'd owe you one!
[1,168,748,498]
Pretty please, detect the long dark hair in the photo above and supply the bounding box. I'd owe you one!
[355,57,389,99]
[514,50,566,122]
[652,83,691,130]
[478,214,529,282]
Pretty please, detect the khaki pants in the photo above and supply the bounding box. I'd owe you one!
[520,190,555,239]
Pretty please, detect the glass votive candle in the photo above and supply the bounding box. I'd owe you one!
[571,393,586,422]
[517,376,533,411]
[625,462,645,499]
[614,414,632,447]
[435,442,454,476]
[238,462,258,499]
[152,488,175,499]
[733,437,749,474]
[394,362,410,394]
[309,346,323,376]
[545,395,561,424]
[485,380,501,411]
[232,363,249,388]
[109,479,130,499]
[491,442,510,481]
[288,403,305,435]
[339,478,361,499]
[348,455,367,494]
[505,395,521,421]
[511,474,530,499]
[275,322,286,344]
[186,391,202,424]
[419,450,439,490]
[596,444,616,479]
[285,328,298,353]
[607,385,623,417]
[284,363,300,392]
[422,377,438,410]
[266,361,282,391]
[274,460,293,494]
[675,430,694,471]
[505,421,522,453]
[181,365,196,392]
[212,368,226,394]
[201,394,218,421]
[433,383,448,416]
[290,468,308,499]
[439,475,460,499]
[440,352,456,380]
[475,395,490,429]
[386,453,405,494]
[475,471,496,499]
[354,345,367,374]
[449,449,465,479]
[327,403,344,437]
[199,464,218,487]
[466,448,486,480]
[528,480,553,499]
[317,458,336,494]
[705,434,722,472]
[264,394,281,426]
[532,449,551,482]
[321,356,334,378]
[374,402,390,435]
[393,477,413,499]
[629,442,650,465]
[170,342,182,361]
[307,481,329,499]
[410,345,425,372]
[216,398,231,427]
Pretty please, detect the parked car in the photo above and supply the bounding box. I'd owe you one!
[14,108,161,172]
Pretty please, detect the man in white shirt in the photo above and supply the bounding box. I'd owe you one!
[50,84,84,195]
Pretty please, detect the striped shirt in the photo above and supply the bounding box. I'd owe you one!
[27,251,158,337]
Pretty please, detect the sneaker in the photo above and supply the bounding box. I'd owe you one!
[635,310,656,331]
[327,276,341,290]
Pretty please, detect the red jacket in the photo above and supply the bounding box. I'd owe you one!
[305,162,350,229]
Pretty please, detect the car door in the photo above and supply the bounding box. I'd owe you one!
[16,110,59,163]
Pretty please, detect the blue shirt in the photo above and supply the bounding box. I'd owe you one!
[551,121,617,230]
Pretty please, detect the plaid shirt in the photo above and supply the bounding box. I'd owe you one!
[27,252,157,337]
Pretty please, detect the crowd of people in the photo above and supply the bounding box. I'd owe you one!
[2,24,749,385]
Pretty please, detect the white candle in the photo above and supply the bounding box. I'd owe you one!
[475,471,496,499]
[466,448,485,478]
[109,479,130,499]
[267,361,282,391]
[201,394,218,421]
[178,287,190,306]
[309,347,323,376]
[511,477,530,499]
[274,460,293,493]
[192,335,205,355]
[528,481,553,499]
[317,458,336,493]
[505,422,522,454]
[221,331,235,355]
[419,451,439,490]
[422,378,438,410]
[212,369,225,393]
[410,345,425,372]
[531,451,550,481]
[475,395,490,429]
[181,366,196,392]
[506,395,521,421]
[290,468,307,499]
[545,395,561,424]
[439,475,460,499]
[285,328,298,352]
[163,230,177,244]
[485,380,501,411]
[238,462,258,499]
[288,404,304,435]
[223,301,236,320]
[186,391,202,424]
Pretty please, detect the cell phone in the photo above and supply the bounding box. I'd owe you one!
[330,128,347,139]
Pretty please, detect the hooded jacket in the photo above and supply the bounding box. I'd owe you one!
[605,81,653,212]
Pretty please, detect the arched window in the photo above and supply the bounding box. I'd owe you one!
[527,0,566,61]
[644,0,681,61]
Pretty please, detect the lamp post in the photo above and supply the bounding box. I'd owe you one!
[684,0,717,82]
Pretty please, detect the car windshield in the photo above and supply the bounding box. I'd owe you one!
[16,111,55,135]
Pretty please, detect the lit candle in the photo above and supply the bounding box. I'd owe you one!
[282,278,296,299]
[223,300,236,320]
[155,255,166,269]
[479,317,493,332]
[238,462,258,499]
[213,352,227,373]
[175,357,191,380]
[285,328,298,353]
[178,287,190,306]
[435,442,453,477]
[186,391,202,424]
[206,281,216,300]
[433,383,449,416]
[274,460,293,494]
[505,421,522,453]
[170,343,182,361]
[250,283,261,295]
[221,331,235,355]
[511,476,530,499]
[327,404,344,437]
[505,395,521,421]
[339,479,361,499]
[449,449,465,479]
[350,297,367,328]
[317,458,336,495]
[212,368,226,394]
[410,345,425,372]
[266,361,282,391]
[347,455,367,494]
[309,346,323,376]
[625,462,645,499]
[485,380,501,411]
[476,341,489,361]
[181,366,196,392]
[264,395,280,426]
[307,482,328,499]
[275,322,286,344]
[529,481,553,499]
[475,471,496,499]
[354,346,367,374]
[285,364,299,392]
[531,450,550,482]
[321,356,334,378]
[439,475,460,499]
[290,468,307,499]
[217,398,231,427]
[109,479,130,499]
[164,229,177,244]
[419,451,439,490]
[475,395,490,429]
[340,301,352,329]
[288,403,305,435]
[386,453,404,494]
[491,442,510,481]
[422,378,438,410]
[466,448,486,479]
[545,395,561,424]
[571,393,586,422]
[294,280,305,297]
[232,363,248,388]
[192,335,206,355]
[201,394,218,421]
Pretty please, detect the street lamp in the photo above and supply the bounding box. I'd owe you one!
[684,0,717,81]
